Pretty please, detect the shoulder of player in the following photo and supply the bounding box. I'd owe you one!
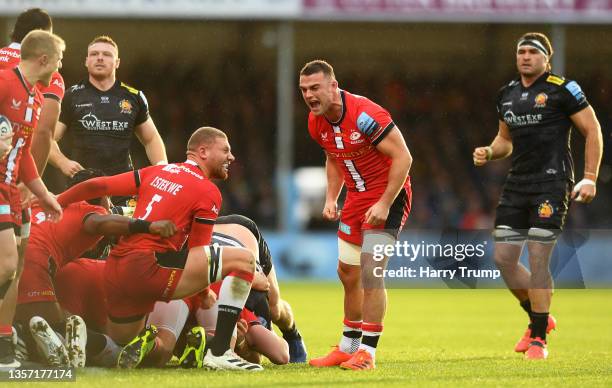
[498,78,520,95]
[119,81,144,96]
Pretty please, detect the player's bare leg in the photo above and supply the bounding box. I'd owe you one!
[309,241,362,367]
[339,231,392,371]
[241,324,289,365]
[0,228,19,368]
[493,230,557,354]
[173,245,261,371]
[525,235,556,360]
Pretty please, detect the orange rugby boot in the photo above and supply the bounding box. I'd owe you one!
[308,346,352,367]
[525,338,548,360]
[514,314,557,353]
[339,349,375,370]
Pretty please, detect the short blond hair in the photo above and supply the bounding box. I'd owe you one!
[187,127,227,151]
[20,30,65,60]
[88,35,119,55]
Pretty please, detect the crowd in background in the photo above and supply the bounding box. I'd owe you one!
[45,56,611,230]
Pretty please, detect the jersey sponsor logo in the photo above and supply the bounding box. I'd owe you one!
[212,204,219,215]
[69,84,85,92]
[75,103,93,108]
[339,222,351,235]
[546,168,557,175]
[503,110,542,126]
[78,112,129,131]
[52,78,64,89]
[121,82,139,95]
[162,163,205,180]
[537,200,554,218]
[546,75,565,86]
[534,93,548,108]
[357,112,379,136]
[520,92,529,101]
[502,101,513,106]
[327,146,374,159]
[119,99,133,114]
[565,81,585,102]
[11,99,22,110]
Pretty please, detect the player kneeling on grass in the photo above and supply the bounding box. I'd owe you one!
[124,215,305,368]
[13,168,176,367]
[55,127,263,371]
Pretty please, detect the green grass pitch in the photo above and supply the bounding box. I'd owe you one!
[17,283,612,387]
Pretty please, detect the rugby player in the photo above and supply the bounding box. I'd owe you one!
[300,60,412,370]
[0,30,64,369]
[49,35,166,203]
[473,32,602,359]
[15,168,175,367]
[56,127,263,371]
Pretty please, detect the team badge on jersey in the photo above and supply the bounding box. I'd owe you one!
[537,200,554,218]
[349,131,363,143]
[534,93,548,108]
[119,99,133,114]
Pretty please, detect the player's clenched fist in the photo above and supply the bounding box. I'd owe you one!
[149,220,177,237]
[473,146,492,166]
[322,200,340,221]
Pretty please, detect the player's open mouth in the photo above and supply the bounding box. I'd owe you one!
[309,101,320,109]
[222,163,230,172]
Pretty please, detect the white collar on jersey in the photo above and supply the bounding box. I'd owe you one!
[9,42,21,50]
[185,159,198,166]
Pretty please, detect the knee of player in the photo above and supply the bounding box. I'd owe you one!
[271,345,290,365]
[0,260,17,282]
[337,264,360,284]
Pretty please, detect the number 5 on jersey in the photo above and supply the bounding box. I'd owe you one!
[140,194,162,220]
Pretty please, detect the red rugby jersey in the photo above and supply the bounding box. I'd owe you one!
[0,68,43,185]
[308,90,407,193]
[0,43,65,101]
[58,160,222,256]
[28,202,108,266]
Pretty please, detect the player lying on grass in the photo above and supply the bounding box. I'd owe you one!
[117,215,306,368]
[14,168,176,367]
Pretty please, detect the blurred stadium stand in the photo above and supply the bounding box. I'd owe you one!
[1,3,611,280]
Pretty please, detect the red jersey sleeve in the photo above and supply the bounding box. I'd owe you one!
[38,72,65,102]
[57,171,139,207]
[188,182,222,249]
[307,114,322,146]
[18,147,39,184]
[356,100,395,146]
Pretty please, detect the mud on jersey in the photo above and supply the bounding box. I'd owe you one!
[60,79,149,175]
[496,72,589,185]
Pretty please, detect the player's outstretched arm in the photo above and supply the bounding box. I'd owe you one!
[135,118,168,166]
[83,214,177,237]
[473,120,513,166]
[57,171,139,207]
[570,106,602,203]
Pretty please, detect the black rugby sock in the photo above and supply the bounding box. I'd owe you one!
[530,312,549,341]
[281,323,301,341]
